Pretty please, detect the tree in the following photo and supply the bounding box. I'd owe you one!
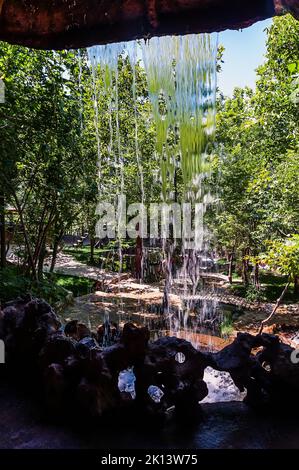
[210,15,299,292]
[263,235,299,294]
[258,235,299,332]
[0,44,85,279]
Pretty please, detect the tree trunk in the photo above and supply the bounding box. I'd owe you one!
[32,205,56,268]
[259,280,291,334]
[13,195,37,280]
[0,192,6,269]
[90,236,95,264]
[174,168,178,203]
[294,275,299,296]
[228,252,233,284]
[32,203,48,266]
[254,262,260,290]
[50,229,64,273]
[135,234,143,280]
[37,242,46,281]
[36,210,57,278]
[242,255,249,286]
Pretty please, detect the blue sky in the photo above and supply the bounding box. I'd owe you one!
[217,19,272,96]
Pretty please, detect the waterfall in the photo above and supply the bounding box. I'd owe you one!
[88,33,219,349]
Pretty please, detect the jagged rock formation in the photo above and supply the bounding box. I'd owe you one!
[0,1,298,50]
[0,296,299,421]
[206,332,299,407]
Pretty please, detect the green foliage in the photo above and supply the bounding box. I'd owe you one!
[0,266,65,305]
[49,273,94,298]
[243,285,267,303]
[228,283,265,302]
[63,242,134,270]
[0,266,94,304]
[63,247,104,265]
[0,44,158,279]
[220,314,234,337]
[261,235,299,280]
[209,15,299,294]
[0,44,90,279]
[259,271,295,301]
[228,272,297,302]
[0,15,299,311]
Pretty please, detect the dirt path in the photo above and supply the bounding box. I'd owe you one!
[47,252,299,346]
[44,252,120,282]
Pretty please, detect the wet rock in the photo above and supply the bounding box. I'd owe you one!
[43,363,67,414]
[206,332,299,408]
[79,336,98,349]
[122,322,150,361]
[118,368,136,400]
[1,297,61,365]
[75,336,100,358]
[102,344,131,375]
[3,306,25,333]
[76,376,119,419]
[2,295,299,422]
[207,332,259,371]
[257,336,299,392]
[65,320,91,341]
[97,321,119,346]
[134,336,209,416]
[39,333,77,369]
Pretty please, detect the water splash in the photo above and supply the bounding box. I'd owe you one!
[118,367,136,399]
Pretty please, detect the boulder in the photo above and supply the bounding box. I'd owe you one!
[2,297,61,365]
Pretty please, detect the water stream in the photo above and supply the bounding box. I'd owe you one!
[87,34,224,354]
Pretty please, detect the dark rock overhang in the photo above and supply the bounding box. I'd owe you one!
[0,0,298,50]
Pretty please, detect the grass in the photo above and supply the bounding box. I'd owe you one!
[51,273,94,298]
[63,242,134,272]
[228,271,298,303]
[258,271,296,301]
[63,246,103,266]
[220,314,234,337]
[0,265,95,306]
[216,258,228,266]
